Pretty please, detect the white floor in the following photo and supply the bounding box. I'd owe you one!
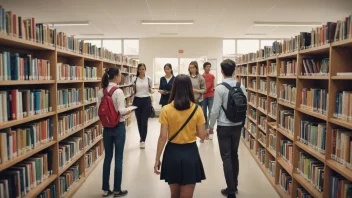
[74,119,279,198]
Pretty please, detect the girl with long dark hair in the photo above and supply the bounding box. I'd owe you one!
[132,63,154,149]
[98,67,131,197]
[188,61,206,105]
[158,63,175,107]
[154,74,207,198]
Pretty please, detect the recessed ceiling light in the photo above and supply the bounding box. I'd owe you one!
[45,21,90,27]
[254,22,321,27]
[141,20,194,25]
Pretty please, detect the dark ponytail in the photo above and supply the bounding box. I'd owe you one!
[164,63,174,76]
[137,63,146,77]
[101,67,120,88]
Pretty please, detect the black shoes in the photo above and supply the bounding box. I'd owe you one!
[114,190,128,197]
[221,188,238,197]
[102,190,113,197]
[227,195,236,198]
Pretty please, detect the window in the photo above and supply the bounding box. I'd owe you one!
[237,40,259,54]
[260,40,277,48]
[124,40,139,55]
[154,58,179,86]
[223,40,236,56]
[103,40,122,54]
[85,40,102,48]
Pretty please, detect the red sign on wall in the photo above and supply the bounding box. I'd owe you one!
[179,50,184,54]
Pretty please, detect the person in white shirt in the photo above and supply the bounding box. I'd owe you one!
[132,63,154,149]
[97,67,131,197]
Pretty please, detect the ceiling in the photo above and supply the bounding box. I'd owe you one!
[1,0,352,39]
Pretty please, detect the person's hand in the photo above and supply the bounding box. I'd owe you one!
[126,109,132,115]
[154,160,161,175]
[209,128,214,134]
[193,89,199,93]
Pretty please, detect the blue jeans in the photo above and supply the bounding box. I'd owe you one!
[102,122,126,192]
[202,97,214,129]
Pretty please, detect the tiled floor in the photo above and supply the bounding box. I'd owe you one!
[74,118,279,198]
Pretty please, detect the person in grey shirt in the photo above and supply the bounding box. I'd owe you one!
[209,59,247,198]
[188,61,206,104]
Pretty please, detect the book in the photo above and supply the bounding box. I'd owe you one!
[297,152,324,192]
[85,145,102,171]
[259,80,267,93]
[269,101,277,118]
[58,110,83,137]
[84,125,102,149]
[59,164,80,196]
[268,160,276,177]
[279,110,294,135]
[269,81,277,96]
[59,138,83,170]
[84,66,98,80]
[57,63,83,80]
[257,147,265,165]
[334,91,352,121]
[279,84,296,105]
[331,129,352,167]
[279,169,292,195]
[258,97,267,112]
[37,183,56,198]
[280,60,297,76]
[280,139,293,166]
[269,129,276,152]
[299,121,326,154]
[258,115,267,131]
[302,58,329,76]
[300,88,328,115]
[84,106,98,123]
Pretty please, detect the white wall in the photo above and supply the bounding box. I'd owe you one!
[139,38,223,83]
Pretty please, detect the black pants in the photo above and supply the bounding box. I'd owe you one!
[133,97,151,142]
[217,125,242,195]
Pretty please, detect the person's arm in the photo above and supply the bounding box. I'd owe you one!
[116,90,131,115]
[154,109,169,175]
[198,76,206,94]
[148,77,155,94]
[132,77,137,95]
[196,107,207,141]
[158,78,165,95]
[213,75,216,92]
[209,87,222,129]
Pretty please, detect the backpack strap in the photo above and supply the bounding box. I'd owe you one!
[221,82,232,90]
[103,86,118,97]
[235,82,241,88]
[169,104,199,142]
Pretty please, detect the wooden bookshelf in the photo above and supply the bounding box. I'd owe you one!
[0,27,136,198]
[240,39,352,198]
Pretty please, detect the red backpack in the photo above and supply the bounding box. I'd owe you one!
[98,87,121,128]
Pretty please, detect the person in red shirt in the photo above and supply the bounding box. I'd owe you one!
[202,62,216,140]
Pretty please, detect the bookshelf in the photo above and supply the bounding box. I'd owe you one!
[239,35,352,197]
[0,22,136,198]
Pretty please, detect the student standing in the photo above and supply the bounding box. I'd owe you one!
[98,68,131,197]
[209,59,247,198]
[158,63,175,107]
[154,74,207,198]
[202,62,216,140]
[188,61,206,105]
[132,63,153,149]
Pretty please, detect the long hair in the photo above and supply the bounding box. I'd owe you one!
[164,63,174,76]
[168,74,195,110]
[136,63,146,77]
[188,61,199,75]
[101,67,120,88]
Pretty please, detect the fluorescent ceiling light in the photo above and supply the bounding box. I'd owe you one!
[254,22,321,27]
[160,33,179,35]
[79,33,105,36]
[141,20,194,25]
[245,33,267,36]
[46,21,90,27]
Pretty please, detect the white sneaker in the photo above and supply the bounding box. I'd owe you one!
[209,134,214,140]
[140,142,145,149]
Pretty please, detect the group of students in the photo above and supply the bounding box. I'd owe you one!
[97,59,247,198]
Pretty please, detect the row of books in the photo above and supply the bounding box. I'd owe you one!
[269,81,277,96]
[249,108,256,121]
[84,66,98,80]
[57,88,81,110]
[269,101,277,118]
[259,80,267,93]
[331,129,352,168]
[282,36,299,54]
[250,66,257,75]
[297,152,324,192]
[249,93,256,106]
[249,79,256,90]
[84,125,102,149]
[279,110,295,135]
[36,183,56,198]
[299,121,326,154]
[0,118,53,164]
[249,135,255,151]
[258,97,267,112]
[268,160,275,177]
[240,66,247,75]
[59,137,83,170]
[0,148,53,198]
[300,88,328,115]
[0,6,55,45]
[84,106,98,123]
[259,115,267,131]
[57,64,84,80]
[280,140,293,166]
[59,164,80,197]
[259,64,266,76]
[84,87,98,103]
[257,147,265,165]
[334,91,352,121]
[280,60,297,76]
[279,84,296,105]
[269,129,276,152]
[248,121,257,136]
[58,111,83,138]
[268,63,277,75]
[85,146,102,172]
[330,173,352,198]
[296,188,312,198]
[119,75,131,86]
[279,169,292,196]
[302,58,329,76]
[0,53,51,81]
[259,132,266,145]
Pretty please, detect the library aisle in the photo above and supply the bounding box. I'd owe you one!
[74,119,279,198]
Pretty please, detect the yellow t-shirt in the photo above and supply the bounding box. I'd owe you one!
[159,102,205,144]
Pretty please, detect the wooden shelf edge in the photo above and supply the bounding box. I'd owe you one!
[0,33,55,50]
[277,127,294,141]
[331,76,352,80]
[58,126,84,142]
[83,118,100,128]
[277,158,293,175]
[278,51,298,58]
[276,184,291,198]
[331,39,352,47]
[57,80,84,84]
[299,44,330,54]
[297,107,327,121]
[58,104,83,114]
[84,100,97,106]
[59,152,84,175]
[0,80,55,86]
[57,48,83,58]
[298,75,329,80]
[278,76,297,79]
[0,111,56,130]
[293,173,323,198]
[267,147,277,158]
[295,141,325,162]
[326,159,352,181]
[23,174,57,198]
[258,140,266,148]
[85,136,103,152]
[329,118,352,130]
[278,101,295,109]
[0,140,56,171]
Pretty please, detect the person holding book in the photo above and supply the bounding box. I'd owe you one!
[209,59,247,198]
[154,74,207,198]
[132,63,154,149]
[98,67,131,197]
[188,61,206,105]
[202,62,216,140]
[158,63,175,107]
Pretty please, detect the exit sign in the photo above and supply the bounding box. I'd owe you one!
[179,50,184,54]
